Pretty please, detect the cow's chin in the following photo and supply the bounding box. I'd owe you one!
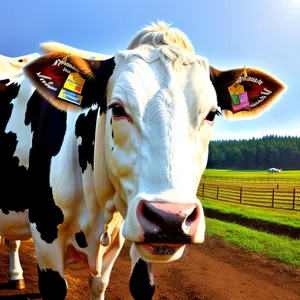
[135,243,185,262]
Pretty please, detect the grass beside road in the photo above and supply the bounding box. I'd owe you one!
[201,199,300,228]
[205,218,300,267]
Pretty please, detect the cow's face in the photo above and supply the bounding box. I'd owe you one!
[104,46,214,261]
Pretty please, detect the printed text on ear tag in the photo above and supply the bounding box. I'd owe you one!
[58,88,83,105]
[64,73,85,94]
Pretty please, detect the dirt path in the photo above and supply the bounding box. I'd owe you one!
[0,238,299,300]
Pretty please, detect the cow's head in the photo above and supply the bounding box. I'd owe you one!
[25,21,286,262]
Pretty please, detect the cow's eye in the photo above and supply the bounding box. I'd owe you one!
[205,109,221,122]
[107,103,126,118]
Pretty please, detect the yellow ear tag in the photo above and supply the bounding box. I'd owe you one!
[63,72,85,94]
[228,82,244,105]
[56,53,86,106]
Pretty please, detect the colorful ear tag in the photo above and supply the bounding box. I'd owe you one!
[228,66,251,113]
[57,53,86,106]
[58,88,83,105]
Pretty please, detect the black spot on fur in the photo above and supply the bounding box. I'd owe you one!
[81,57,115,111]
[75,108,98,173]
[27,92,65,243]
[110,117,112,125]
[38,266,67,300]
[0,80,31,214]
[111,147,114,151]
[75,231,88,248]
[129,259,155,300]
[0,131,30,214]
[0,80,20,132]
[112,130,114,139]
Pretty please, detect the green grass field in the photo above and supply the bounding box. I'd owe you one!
[206,218,300,267]
[203,169,300,178]
[199,169,300,210]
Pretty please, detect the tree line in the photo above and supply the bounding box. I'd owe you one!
[207,135,300,170]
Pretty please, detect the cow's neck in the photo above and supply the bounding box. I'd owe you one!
[77,106,116,240]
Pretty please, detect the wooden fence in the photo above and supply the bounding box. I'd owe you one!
[201,175,300,184]
[197,183,300,211]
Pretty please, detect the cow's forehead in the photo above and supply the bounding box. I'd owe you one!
[109,45,216,117]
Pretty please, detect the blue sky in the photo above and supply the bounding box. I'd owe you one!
[1,0,299,140]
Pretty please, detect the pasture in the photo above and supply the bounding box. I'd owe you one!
[199,169,300,211]
[202,169,300,184]
[199,169,300,269]
[203,169,300,177]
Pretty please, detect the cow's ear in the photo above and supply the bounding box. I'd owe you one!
[210,66,286,120]
[24,52,115,111]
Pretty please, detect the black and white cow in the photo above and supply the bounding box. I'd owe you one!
[0,21,286,300]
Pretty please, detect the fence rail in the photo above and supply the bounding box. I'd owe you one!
[201,175,300,184]
[197,183,300,211]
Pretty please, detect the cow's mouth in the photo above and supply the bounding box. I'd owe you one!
[135,243,185,262]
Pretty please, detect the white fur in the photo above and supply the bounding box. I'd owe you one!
[8,240,23,281]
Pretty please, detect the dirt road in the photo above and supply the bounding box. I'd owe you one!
[0,238,299,300]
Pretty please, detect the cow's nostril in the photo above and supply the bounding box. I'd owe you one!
[142,202,157,223]
[185,207,197,226]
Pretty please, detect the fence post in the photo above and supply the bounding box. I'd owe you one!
[202,183,205,199]
[240,187,243,204]
[293,188,296,210]
[216,186,219,200]
[272,188,275,208]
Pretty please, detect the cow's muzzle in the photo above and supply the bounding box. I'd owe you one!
[136,201,201,244]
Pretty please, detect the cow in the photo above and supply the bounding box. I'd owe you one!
[0,21,286,300]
